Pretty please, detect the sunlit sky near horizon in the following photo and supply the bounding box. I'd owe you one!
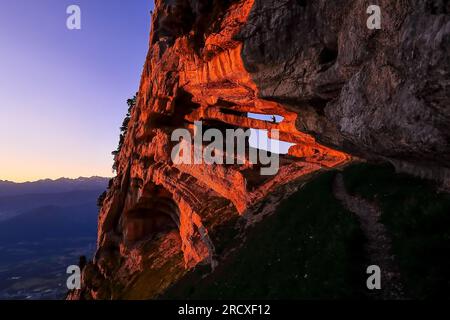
[0,1,295,183]
[0,0,153,182]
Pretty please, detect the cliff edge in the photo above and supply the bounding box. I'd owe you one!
[69,0,450,300]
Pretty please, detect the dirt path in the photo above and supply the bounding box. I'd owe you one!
[333,173,405,299]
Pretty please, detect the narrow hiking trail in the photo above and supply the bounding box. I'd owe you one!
[333,173,405,299]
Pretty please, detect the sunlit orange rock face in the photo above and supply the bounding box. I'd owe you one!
[76,0,352,300]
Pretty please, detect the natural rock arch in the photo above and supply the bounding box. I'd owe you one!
[123,186,180,243]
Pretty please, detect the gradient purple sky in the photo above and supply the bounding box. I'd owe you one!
[0,0,153,182]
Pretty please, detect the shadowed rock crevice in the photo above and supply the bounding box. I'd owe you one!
[123,191,180,243]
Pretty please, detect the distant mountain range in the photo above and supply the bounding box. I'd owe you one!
[0,176,109,299]
[0,177,110,222]
[0,176,110,197]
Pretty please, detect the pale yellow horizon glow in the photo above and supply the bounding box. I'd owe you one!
[0,162,114,183]
[1,172,114,184]
[0,142,114,183]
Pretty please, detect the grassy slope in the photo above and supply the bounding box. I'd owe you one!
[163,172,367,299]
[342,163,450,299]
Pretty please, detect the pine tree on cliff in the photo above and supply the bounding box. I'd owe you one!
[112,94,137,171]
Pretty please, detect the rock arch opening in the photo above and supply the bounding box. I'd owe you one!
[123,186,180,243]
[248,128,295,155]
[246,112,294,155]
[247,112,284,124]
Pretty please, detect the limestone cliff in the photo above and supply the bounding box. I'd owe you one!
[240,0,450,184]
[70,0,449,299]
